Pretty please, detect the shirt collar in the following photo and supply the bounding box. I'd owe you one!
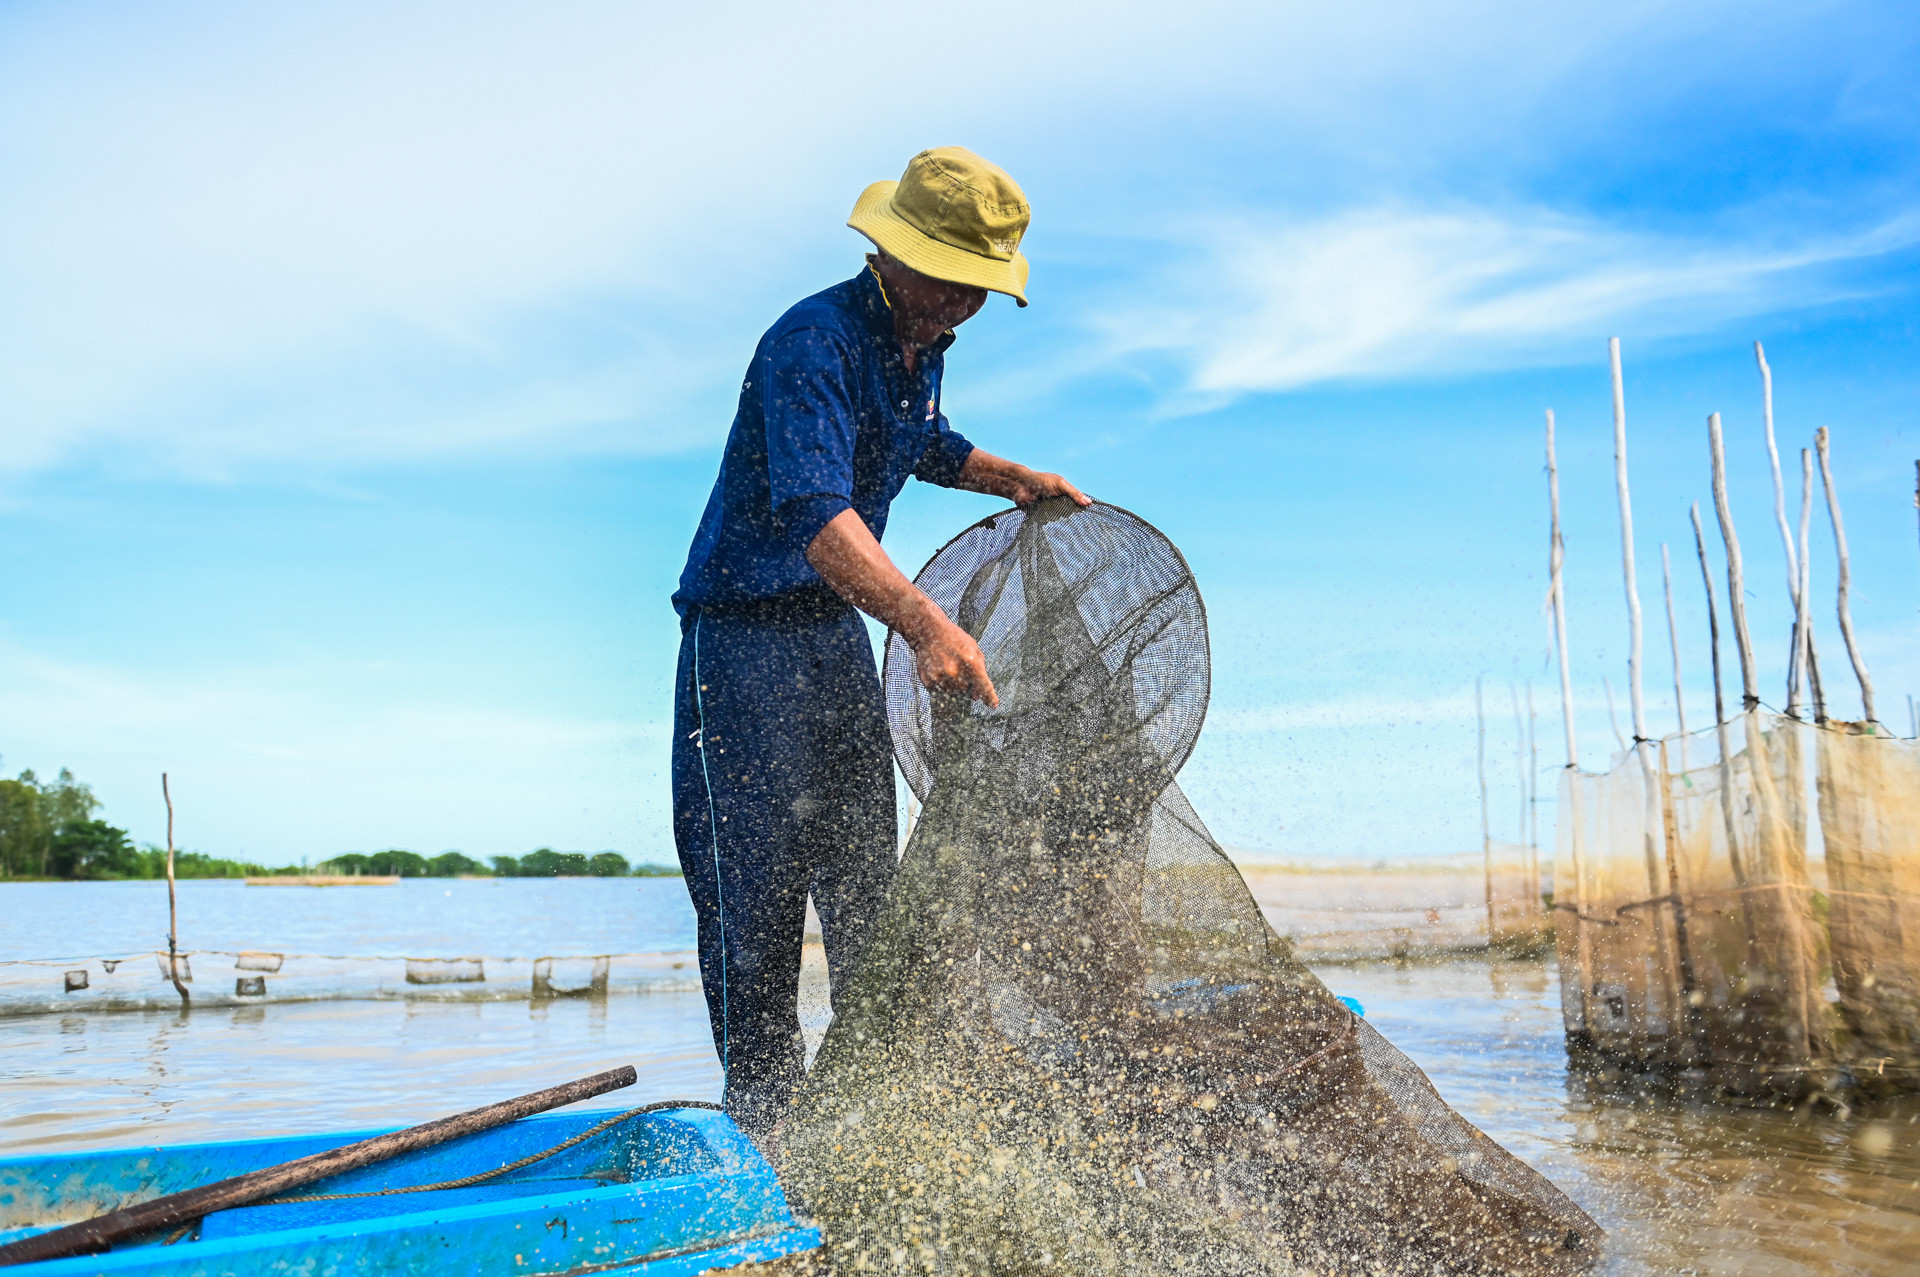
[852,266,958,359]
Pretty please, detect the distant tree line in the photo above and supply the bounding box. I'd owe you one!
[1,764,679,882]
[0,768,296,880]
[317,848,678,878]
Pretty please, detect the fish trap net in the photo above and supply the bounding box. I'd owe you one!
[1555,712,1920,1097]
[784,499,1599,1275]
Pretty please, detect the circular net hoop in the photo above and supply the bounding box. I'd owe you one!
[885,500,1210,804]
[788,498,1601,1275]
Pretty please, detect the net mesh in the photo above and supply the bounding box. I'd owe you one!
[1554,712,1920,1096]
[784,500,1600,1274]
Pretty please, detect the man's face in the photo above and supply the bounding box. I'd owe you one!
[874,254,988,347]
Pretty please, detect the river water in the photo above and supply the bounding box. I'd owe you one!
[2,881,1916,1273]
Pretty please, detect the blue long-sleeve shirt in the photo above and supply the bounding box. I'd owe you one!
[673,267,977,613]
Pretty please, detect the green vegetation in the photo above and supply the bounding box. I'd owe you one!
[2,764,679,882]
[487,849,680,878]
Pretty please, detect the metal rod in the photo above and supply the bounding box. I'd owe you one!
[1709,413,1759,709]
[0,1067,640,1268]
[1815,427,1876,722]
[162,774,188,1009]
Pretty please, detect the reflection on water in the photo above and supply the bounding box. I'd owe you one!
[0,994,721,1154]
[2,953,1915,1273]
[1329,958,1920,1275]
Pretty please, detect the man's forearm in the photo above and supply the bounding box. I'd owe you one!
[954,448,1032,501]
[804,507,943,641]
[955,449,1091,508]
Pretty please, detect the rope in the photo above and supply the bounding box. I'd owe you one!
[263,1101,725,1205]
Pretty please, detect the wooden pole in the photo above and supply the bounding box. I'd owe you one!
[1546,408,1593,1012]
[1709,413,1759,709]
[1759,341,1805,713]
[1662,544,1688,773]
[1694,503,1749,887]
[0,1068,640,1268]
[1526,683,1541,909]
[161,774,188,1008]
[1611,339,1679,1033]
[1816,427,1876,723]
[1603,676,1628,755]
[1611,339,1649,748]
[1799,448,1827,722]
[1547,410,1578,769]
[1477,674,1492,935]
[1510,683,1527,850]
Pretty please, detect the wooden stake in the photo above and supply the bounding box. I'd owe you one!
[1603,676,1628,755]
[1693,503,1749,886]
[1815,427,1877,723]
[1758,341,1805,712]
[1526,683,1541,908]
[162,774,188,1009]
[1690,506,1725,730]
[1477,674,1492,934]
[1611,339,1649,747]
[1663,543,1687,751]
[1799,448,1827,722]
[1547,410,1578,768]
[1709,413,1759,709]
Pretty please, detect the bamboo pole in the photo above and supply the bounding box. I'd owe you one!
[1759,341,1806,714]
[1547,411,1578,768]
[1603,677,1628,755]
[0,1068,641,1267]
[1662,543,1688,773]
[1526,682,1540,908]
[1546,408,1592,1014]
[1709,413,1759,709]
[1799,448,1827,722]
[1611,340,1682,1042]
[1694,503,1749,888]
[1611,339,1649,748]
[162,774,188,1009]
[1477,674,1493,936]
[1815,427,1876,722]
[1510,683,1527,851]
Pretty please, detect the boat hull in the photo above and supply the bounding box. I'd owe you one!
[0,1107,816,1276]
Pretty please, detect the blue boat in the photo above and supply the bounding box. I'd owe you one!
[0,1106,818,1276]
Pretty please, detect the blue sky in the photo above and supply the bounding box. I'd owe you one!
[2,0,1917,864]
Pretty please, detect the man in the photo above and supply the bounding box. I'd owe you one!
[670,147,1088,1143]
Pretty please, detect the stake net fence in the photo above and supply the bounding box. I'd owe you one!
[1554,711,1919,1095]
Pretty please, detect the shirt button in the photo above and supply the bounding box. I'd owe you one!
[899,400,908,409]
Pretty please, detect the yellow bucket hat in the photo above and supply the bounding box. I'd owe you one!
[848,147,1031,306]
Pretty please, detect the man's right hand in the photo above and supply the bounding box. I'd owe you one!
[906,608,999,708]
[804,507,999,708]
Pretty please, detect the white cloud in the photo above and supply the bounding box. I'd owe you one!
[0,0,1836,476]
[1102,207,1920,402]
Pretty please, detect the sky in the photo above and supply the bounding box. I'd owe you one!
[2,0,1917,866]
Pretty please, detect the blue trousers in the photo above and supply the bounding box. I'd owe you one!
[671,590,897,1138]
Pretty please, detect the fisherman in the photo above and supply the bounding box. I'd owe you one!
[670,148,1089,1145]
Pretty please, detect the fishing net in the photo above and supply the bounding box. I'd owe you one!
[1550,711,1920,1097]
[1814,723,1920,1092]
[783,499,1600,1275]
